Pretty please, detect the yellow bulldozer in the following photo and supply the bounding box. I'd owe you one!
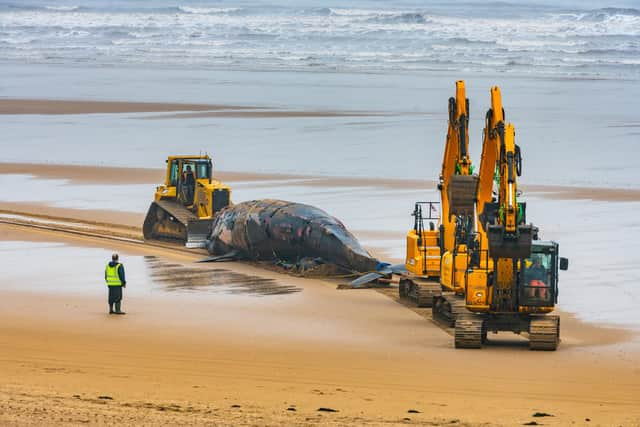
[143,155,231,248]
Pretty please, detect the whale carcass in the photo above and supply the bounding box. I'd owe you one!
[203,199,381,274]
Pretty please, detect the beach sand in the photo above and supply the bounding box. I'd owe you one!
[1,162,640,426]
[0,98,386,118]
[1,224,639,426]
[3,161,640,202]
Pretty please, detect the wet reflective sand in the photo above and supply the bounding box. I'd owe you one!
[0,241,299,298]
[144,255,300,296]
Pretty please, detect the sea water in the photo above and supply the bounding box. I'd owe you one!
[1,0,638,78]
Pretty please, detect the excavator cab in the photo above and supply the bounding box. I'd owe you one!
[518,241,568,307]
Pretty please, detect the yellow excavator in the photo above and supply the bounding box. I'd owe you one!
[399,81,478,307]
[143,155,231,248]
[433,86,568,350]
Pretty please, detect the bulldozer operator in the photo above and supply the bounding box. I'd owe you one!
[181,164,196,205]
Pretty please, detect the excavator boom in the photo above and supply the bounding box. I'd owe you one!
[441,81,477,250]
[424,84,568,350]
[476,87,531,259]
[400,81,477,307]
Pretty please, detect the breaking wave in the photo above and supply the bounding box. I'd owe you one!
[0,1,637,78]
[584,7,640,18]
[364,12,428,24]
[176,6,244,15]
[44,5,81,12]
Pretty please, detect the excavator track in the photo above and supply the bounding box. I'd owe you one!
[454,313,486,349]
[399,277,441,308]
[529,315,560,351]
[432,292,467,328]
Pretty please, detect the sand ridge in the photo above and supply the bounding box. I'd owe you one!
[3,162,640,202]
[0,98,389,119]
[0,98,257,114]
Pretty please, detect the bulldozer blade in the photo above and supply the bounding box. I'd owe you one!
[448,175,478,216]
[143,201,212,248]
[185,219,212,248]
[487,224,533,259]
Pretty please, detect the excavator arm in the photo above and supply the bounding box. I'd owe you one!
[440,80,478,253]
[403,81,475,282]
[476,86,532,259]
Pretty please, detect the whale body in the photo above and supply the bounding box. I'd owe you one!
[205,199,379,273]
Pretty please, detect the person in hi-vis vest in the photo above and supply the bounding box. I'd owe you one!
[105,253,126,315]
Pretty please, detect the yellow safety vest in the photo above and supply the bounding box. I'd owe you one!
[105,263,123,287]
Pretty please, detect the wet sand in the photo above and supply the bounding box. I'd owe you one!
[0,98,385,118]
[1,224,639,426]
[1,163,640,425]
[0,98,254,114]
[0,162,430,189]
[4,162,640,202]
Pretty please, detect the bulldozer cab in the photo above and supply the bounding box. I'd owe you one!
[167,158,212,206]
[518,241,568,307]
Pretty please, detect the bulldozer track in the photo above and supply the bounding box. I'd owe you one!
[529,315,560,351]
[0,213,202,256]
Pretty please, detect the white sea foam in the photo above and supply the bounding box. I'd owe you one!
[44,5,80,12]
[0,2,637,77]
[177,6,243,15]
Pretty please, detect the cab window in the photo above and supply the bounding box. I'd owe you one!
[181,162,196,178]
[169,161,179,186]
[196,162,209,180]
[524,253,551,285]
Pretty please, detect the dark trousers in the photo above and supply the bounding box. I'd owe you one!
[108,286,123,304]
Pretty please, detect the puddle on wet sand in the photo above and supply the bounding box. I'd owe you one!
[144,256,301,296]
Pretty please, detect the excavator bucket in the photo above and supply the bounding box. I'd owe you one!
[487,223,533,259]
[448,175,478,216]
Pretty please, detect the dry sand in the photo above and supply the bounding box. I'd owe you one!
[1,162,640,425]
[1,224,639,426]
